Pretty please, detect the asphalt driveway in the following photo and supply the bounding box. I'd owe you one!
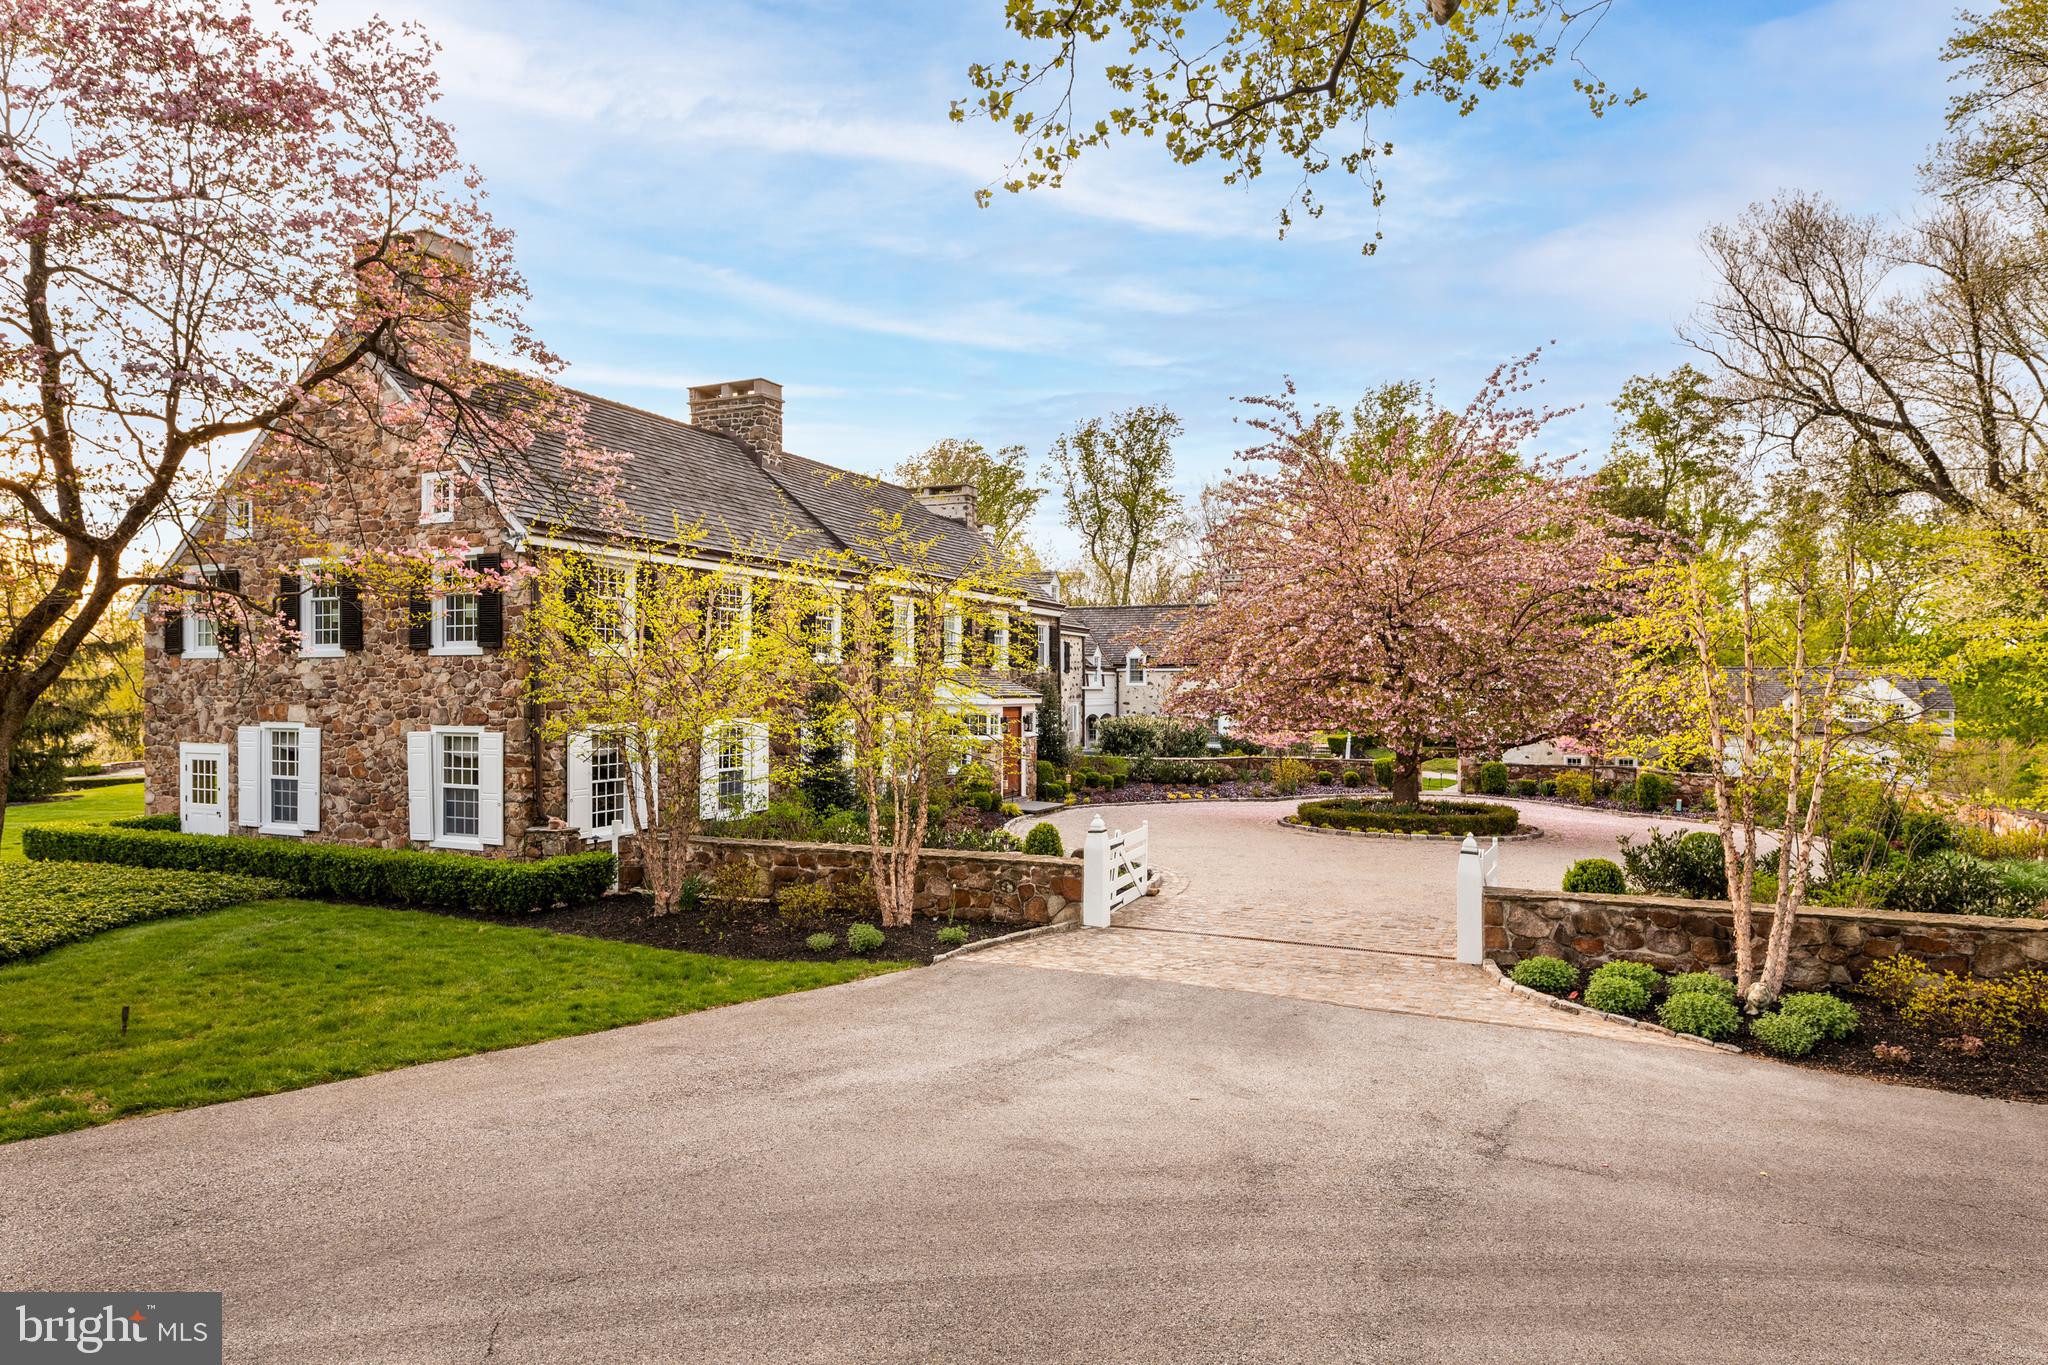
[3,961,2040,1362]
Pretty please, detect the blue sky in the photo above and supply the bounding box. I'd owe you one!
[344,0,1960,551]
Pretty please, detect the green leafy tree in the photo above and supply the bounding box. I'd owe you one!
[1047,405,1190,605]
[1591,366,1751,554]
[895,438,1046,565]
[955,0,1637,251]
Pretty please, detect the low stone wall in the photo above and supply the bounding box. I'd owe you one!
[684,836,1081,926]
[1485,886,2048,988]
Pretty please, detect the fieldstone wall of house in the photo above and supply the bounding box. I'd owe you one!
[683,836,1081,924]
[1484,887,2048,988]
[142,393,533,853]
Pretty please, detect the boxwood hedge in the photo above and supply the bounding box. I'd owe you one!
[22,825,613,916]
[1295,798,1518,837]
[2,861,287,963]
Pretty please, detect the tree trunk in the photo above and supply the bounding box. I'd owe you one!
[1389,751,1422,804]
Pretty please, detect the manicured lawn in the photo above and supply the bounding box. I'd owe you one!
[0,899,904,1144]
[2,780,144,861]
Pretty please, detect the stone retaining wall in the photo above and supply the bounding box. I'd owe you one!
[682,836,1081,926]
[1485,886,2048,988]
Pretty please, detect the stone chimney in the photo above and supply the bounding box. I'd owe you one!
[688,379,784,469]
[914,482,978,531]
[357,228,475,359]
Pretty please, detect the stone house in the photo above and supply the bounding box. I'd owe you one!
[141,299,1056,856]
[1061,604,1203,749]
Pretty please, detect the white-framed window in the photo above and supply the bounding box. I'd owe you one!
[566,730,645,839]
[587,560,633,649]
[1037,621,1052,670]
[305,580,343,656]
[238,723,320,836]
[420,470,456,524]
[181,570,221,659]
[434,568,480,655]
[698,721,768,818]
[714,731,747,808]
[590,740,629,834]
[1127,651,1146,685]
[708,579,750,654]
[943,610,964,666]
[224,497,254,541]
[1088,649,1104,687]
[1616,756,1638,768]
[1023,708,1037,738]
[1565,755,1585,767]
[993,613,1011,670]
[803,601,842,662]
[406,726,503,847]
[892,597,916,666]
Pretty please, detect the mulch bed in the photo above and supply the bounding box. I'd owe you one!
[1064,779,1354,806]
[427,893,1025,966]
[1733,997,2048,1105]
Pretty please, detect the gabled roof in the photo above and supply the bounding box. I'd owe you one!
[1067,604,1197,665]
[446,374,998,572]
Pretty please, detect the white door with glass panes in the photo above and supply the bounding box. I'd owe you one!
[179,742,230,834]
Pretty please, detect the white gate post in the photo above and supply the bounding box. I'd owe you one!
[1082,817,1112,928]
[1455,833,1485,965]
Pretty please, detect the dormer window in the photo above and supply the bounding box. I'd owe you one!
[420,471,456,524]
[225,497,254,541]
[1127,651,1146,685]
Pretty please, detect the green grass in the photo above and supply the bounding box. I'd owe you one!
[3,780,144,861]
[0,899,903,1144]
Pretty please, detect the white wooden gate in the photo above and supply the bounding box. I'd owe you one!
[1082,816,1150,928]
[1455,833,1500,964]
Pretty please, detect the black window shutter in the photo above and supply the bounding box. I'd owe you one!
[276,574,301,653]
[163,604,184,656]
[339,579,364,651]
[475,554,504,649]
[637,563,658,644]
[216,569,242,652]
[407,592,432,650]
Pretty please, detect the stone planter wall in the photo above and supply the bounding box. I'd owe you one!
[1485,886,2048,989]
[681,836,1082,926]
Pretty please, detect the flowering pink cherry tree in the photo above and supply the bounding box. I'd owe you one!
[1174,360,1649,803]
[0,0,594,827]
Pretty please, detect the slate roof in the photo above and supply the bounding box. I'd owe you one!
[442,372,996,571]
[1735,669,1956,729]
[1067,604,1198,665]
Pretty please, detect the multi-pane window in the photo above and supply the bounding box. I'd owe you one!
[590,740,628,833]
[439,571,479,649]
[1127,652,1146,685]
[716,733,747,809]
[421,471,456,523]
[439,732,480,839]
[188,604,219,655]
[268,728,299,826]
[943,612,963,665]
[993,614,1011,669]
[893,599,916,665]
[187,755,219,807]
[1037,622,1052,670]
[225,498,254,540]
[588,563,631,646]
[308,582,342,651]
[710,581,747,649]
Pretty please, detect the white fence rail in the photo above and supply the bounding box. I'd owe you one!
[1455,833,1500,964]
[1082,817,1150,928]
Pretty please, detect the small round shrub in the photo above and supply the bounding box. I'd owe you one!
[1342,769,1362,787]
[1372,756,1394,787]
[845,922,885,955]
[1778,991,1859,1041]
[1666,971,1736,1003]
[1897,810,1955,860]
[1476,761,1509,795]
[1828,826,1889,878]
[1514,779,1539,797]
[805,931,838,954]
[1555,771,1596,805]
[1510,955,1579,996]
[936,925,969,948]
[1584,972,1652,1016]
[1562,858,1625,895]
[1023,822,1064,857]
[1631,771,1676,811]
[1659,990,1741,1041]
[1590,960,1661,995]
[1539,780,1557,797]
[1751,1009,1822,1057]
[776,881,835,932]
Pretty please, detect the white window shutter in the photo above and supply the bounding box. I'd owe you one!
[566,732,593,835]
[298,727,321,832]
[479,731,505,846]
[699,724,722,820]
[628,751,654,835]
[744,722,770,813]
[419,472,435,521]
[407,731,434,841]
[236,726,260,826]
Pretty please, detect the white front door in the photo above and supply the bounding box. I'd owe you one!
[179,742,230,835]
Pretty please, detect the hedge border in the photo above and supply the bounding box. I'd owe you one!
[22,825,613,916]
[1294,797,1520,838]
[1279,817,1543,843]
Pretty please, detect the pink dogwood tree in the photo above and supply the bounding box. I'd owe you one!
[1174,359,1650,802]
[0,0,596,827]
